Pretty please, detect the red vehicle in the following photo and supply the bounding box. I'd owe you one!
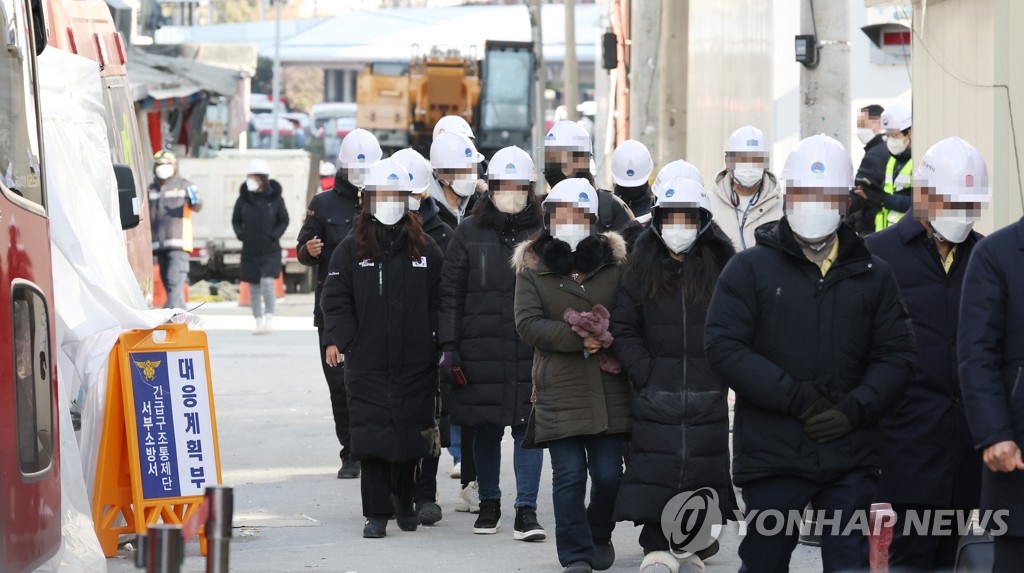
[0,1,62,571]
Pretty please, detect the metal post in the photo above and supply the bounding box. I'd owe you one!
[799,0,850,142]
[656,0,688,166]
[528,0,545,187]
[204,486,235,573]
[564,0,579,122]
[145,525,184,573]
[271,0,283,150]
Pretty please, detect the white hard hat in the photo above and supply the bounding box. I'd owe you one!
[542,178,599,217]
[611,140,654,187]
[487,145,536,182]
[246,158,271,176]
[430,132,483,170]
[653,176,714,232]
[390,148,433,194]
[338,128,383,168]
[433,115,475,140]
[652,159,705,196]
[319,160,336,178]
[725,125,769,156]
[544,120,592,154]
[781,134,853,192]
[363,158,412,193]
[880,104,912,132]
[914,136,991,203]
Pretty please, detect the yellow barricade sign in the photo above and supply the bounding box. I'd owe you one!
[92,323,222,557]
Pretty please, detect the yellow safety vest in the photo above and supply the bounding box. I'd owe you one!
[875,156,913,232]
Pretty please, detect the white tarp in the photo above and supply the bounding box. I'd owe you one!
[36,48,180,572]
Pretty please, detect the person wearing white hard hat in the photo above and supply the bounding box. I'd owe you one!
[709,125,783,251]
[320,157,445,540]
[438,145,547,541]
[513,178,631,573]
[545,121,635,233]
[297,128,382,480]
[610,139,656,219]
[391,147,453,526]
[864,137,989,571]
[430,131,484,229]
[231,158,289,334]
[433,114,475,140]
[609,177,736,572]
[705,134,915,573]
[958,159,1024,573]
[319,160,337,192]
[871,104,914,232]
[150,149,202,310]
[619,159,708,253]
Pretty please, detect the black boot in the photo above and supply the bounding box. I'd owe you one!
[513,507,546,542]
[473,499,501,534]
[393,495,418,532]
[337,457,360,479]
[416,500,443,525]
[363,516,387,539]
[592,541,615,571]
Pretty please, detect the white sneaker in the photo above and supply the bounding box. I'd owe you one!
[640,551,680,573]
[253,316,265,335]
[677,554,705,573]
[450,462,461,479]
[264,314,274,332]
[454,481,480,513]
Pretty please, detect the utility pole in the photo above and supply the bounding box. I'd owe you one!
[656,0,687,166]
[529,0,545,182]
[258,0,265,22]
[564,0,579,121]
[271,0,283,149]
[629,0,660,156]
[799,0,850,144]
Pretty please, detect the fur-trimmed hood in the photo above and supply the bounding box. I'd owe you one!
[512,231,627,275]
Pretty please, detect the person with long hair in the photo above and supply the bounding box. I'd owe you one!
[610,177,737,573]
[513,178,632,573]
[439,146,546,541]
[320,157,445,539]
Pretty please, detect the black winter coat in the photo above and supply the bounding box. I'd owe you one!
[417,196,453,252]
[611,224,737,525]
[959,218,1024,536]
[705,219,916,485]
[320,224,444,463]
[865,216,982,509]
[296,178,360,327]
[439,198,542,428]
[613,184,655,220]
[232,180,289,283]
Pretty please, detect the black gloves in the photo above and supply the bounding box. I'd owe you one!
[790,380,834,422]
[805,396,864,443]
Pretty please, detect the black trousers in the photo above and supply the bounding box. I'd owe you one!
[415,455,439,503]
[460,425,477,486]
[888,504,968,572]
[317,326,351,460]
[994,535,1024,573]
[738,469,877,573]
[360,457,419,517]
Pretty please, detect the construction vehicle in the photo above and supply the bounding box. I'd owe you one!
[356,41,534,156]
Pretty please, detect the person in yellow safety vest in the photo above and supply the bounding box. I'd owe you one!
[149,149,201,309]
[874,104,913,232]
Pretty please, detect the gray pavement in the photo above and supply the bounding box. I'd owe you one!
[106,294,823,573]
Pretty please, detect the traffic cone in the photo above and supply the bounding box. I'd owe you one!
[153,264,190,309]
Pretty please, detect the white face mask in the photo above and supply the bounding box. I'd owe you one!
[451,178,477,198]
[930,210,974,244]
[246,178,260,192]
[372,200,407,226]
[408,196,422,212]
[732,163,764,188]
[155,164,175,180]
[857,128,877,145]
[660,224,699,254]
[493,191,528,214]
[347,167,368,188]
[552,223,589,252]
[887,136,908,156]
[786,200,842,243]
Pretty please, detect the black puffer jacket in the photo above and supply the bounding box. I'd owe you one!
[705,219,916,485]
[320,224,444,462]
[613,184,655,220]
[417,195,453,252]
[439,197,542,427]
[611,224,737,524]
[296,177,361,327]
[232,180,289,283]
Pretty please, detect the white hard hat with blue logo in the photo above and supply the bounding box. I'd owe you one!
[542,178,599,217]
[430,132,484,170]
[391,148,433,193]
[611,139,654,187]
[339,128,383,168]
[487,145,536,183]
[363,158,413,193]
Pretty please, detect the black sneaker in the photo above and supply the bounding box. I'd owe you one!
[393,495,418,532]
[416,500,443,525]
[337,458,360,479]
[473,499,501,534]
[363,516,387,539]
[592,541,615,571]
[513,507,546,542]
[563,562,593,573]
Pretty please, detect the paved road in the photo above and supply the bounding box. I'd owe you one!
[106,294,823,572]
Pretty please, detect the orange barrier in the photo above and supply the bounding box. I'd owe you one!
[237,274,285,307]
[152,264,189,309]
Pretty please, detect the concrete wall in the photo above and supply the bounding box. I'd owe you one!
[911,0,1023,234]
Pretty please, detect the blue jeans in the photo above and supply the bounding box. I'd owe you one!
[449,424,462,464]
[474,424,543,509]
[548,434,625,567]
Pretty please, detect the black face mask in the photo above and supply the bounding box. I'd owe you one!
[614,183,649,203]
[544,166,567,188]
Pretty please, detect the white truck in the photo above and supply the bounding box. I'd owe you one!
[178,149,318,292]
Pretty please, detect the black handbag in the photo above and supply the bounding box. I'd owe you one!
[954,531,994,573]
